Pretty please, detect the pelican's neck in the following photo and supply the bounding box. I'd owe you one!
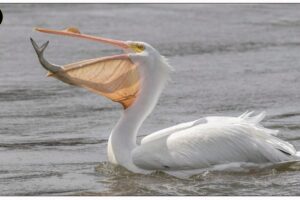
[107,54,171,171]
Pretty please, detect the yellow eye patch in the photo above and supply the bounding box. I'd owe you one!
[130,43,145,53]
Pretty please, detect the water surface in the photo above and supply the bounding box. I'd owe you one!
[0,4,300,195]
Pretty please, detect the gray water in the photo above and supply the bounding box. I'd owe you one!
[1,4,300,196]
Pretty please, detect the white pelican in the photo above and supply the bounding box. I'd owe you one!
[31,27,299,174]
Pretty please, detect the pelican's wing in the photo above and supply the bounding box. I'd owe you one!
[133,113,297,171]
[140,118,208,145]
[49,54,140,109]
[140,112,277,145]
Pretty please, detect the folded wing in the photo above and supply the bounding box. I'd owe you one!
[133,114,296,170]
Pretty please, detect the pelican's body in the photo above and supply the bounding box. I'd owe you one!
[31,27,299,175]
[133,113,297,172]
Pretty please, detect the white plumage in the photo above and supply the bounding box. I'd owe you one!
[133,111,297,171]
[31,27,300,175]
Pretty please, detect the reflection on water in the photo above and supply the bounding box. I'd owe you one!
[0,3,300,196]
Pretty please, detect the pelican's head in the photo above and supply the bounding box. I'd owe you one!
[125,41,164,57]
[125,41,173,74]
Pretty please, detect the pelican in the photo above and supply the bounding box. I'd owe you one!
[31,27,299,175]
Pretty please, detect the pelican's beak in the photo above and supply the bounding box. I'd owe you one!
[35,27,129,49]
[31,27,141,109]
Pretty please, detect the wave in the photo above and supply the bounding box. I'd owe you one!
[269,112,300,120]
[0,138,107,149]
[158,41,300,57]
[94,160,300,180]
[0,88,57,102]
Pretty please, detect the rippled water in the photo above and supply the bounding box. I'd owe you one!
[1,4,300,196]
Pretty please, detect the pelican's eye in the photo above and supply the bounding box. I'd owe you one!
[130,43,145,53]
[136,44,145,51]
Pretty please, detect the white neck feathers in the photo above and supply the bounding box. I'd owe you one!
[107,53,172,171]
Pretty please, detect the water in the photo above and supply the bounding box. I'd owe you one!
[0,4,300,196]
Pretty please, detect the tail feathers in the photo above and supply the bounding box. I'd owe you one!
[248,111,266,124]
[239,111,266,124]
[239,111,278,136]
[239,110,254,119]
